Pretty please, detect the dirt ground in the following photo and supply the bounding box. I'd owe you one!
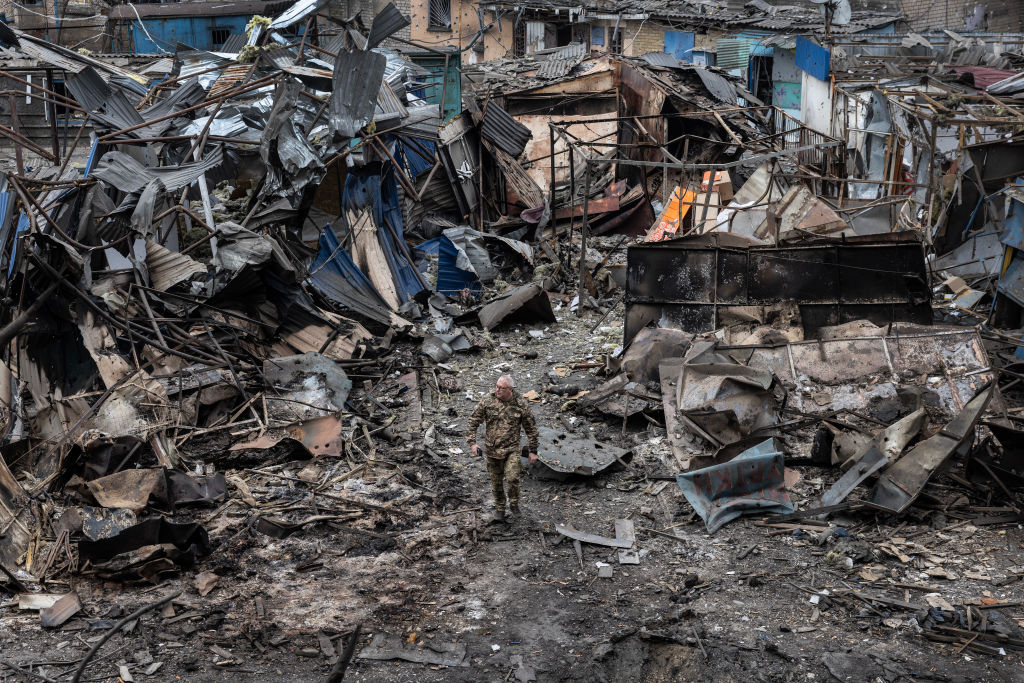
[2,304,1023,683]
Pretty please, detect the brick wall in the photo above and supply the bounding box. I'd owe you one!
[623,21,668,57]
[899,0,1024,32]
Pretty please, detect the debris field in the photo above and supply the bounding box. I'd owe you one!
[0,2,1022,682]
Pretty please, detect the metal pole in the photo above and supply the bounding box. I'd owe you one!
[548,123,556,247]
[8,94,24,175]
[44,69,60,163]
[568,133,576,255]
[577,160,591,317]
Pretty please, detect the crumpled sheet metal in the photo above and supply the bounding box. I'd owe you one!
[441,226,532,283]
[270,0,331,29]
[329,49,387,139]
[230,413,345,458]
[366,2,411,50]
[0,455,34,572]
[728,325,996,417]
[84,469,227,511]
[78,517,211,583]
[307,227,407,329]
[91,145,225,195]
[660,358,781,451]
[537,426,632,476]
[358,633,468,667]
[621,327,692,384]
[263,352,351,422]
[676,439,794,533]
[478,284,556,331]
[870,384,994,514]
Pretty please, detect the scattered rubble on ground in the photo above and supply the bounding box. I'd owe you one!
[0,2,1022,681]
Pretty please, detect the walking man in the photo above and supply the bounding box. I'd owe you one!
[465,374,539,522]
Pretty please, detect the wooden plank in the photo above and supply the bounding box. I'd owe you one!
[615,518,639,565]
[557,524,633,548]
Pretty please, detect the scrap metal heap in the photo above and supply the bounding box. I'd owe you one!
[0,0,1023,677]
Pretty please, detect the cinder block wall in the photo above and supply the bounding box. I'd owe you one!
[624,21,669,57]
[899,0,1024,32]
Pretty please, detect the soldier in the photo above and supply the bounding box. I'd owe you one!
[465,374,539,522]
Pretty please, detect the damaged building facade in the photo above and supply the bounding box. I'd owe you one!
[0,0,1022,680]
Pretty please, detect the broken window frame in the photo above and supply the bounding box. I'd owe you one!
[427,0,452,32]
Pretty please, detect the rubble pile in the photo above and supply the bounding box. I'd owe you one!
[0,1,1022,680]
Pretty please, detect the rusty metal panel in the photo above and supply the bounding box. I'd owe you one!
[675,438,793,533]
[537,426,632,476]
[624,233,931,344]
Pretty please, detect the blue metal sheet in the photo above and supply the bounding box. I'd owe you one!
[307,226,394,327]
[397,137,434,179]
[1000,179,1024,251]
[343,168,425,305]
[675,439,793,533]
[415,235,481,296]
[664,30,695,62]
[591,25,604,46]
[7,213,28,277]
[998,253,1024,309]
[795,35,829,82]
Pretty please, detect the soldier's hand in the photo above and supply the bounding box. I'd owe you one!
[528,452,537,464]
[471,445,482,457]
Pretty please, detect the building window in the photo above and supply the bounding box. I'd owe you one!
[210,26,231,48]
[428,0,452,31]
[570,22,589,48]
[46,81,74,120]
[591,24,604,47]
[514,20,525,57]
[609,26,622,54]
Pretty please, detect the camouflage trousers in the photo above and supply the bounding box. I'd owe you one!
[485,454,521,509]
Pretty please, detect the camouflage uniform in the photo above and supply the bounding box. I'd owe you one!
[465,392,539,510]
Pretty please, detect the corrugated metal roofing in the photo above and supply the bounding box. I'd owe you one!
[535,42,587,79]
[221,33,249,54]
[329,49,387,139]
[641,51,680,68]
[481,102,531,158]
[146,240,207,291]
[307,227,394,327]
[208,64,256,98]
[140,57,174,75]
[716,38,751,70]
[693,67,737,103]
[269,0,330,29]
[376,81,408,121]
[65,67,112,112]
[92,145,226,194]
[366,2,411,49]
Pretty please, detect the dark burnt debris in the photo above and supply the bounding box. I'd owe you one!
[0,1,1023,681]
